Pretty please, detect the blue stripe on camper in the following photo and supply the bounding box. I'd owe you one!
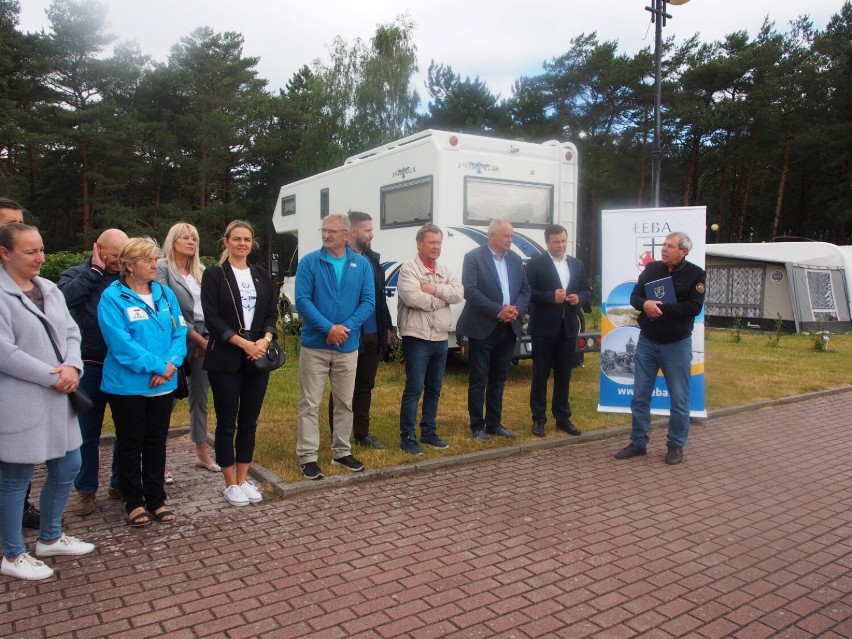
[449,226,488,246]
[449,226,544,258]
[383,261,402,289]
[512,231,544,257]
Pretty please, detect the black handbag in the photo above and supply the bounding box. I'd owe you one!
[251,338,285,372]
[69,388,94,414]
[173,363,190,399]
[34,312,93,414]
[223,266,285,373]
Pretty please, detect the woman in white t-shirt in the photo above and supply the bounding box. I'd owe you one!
[156,223,217,472]
[200,221,279,507]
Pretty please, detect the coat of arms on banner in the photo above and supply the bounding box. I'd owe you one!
[636,236,666,270]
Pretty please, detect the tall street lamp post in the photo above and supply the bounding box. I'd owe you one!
[646,0,690,207]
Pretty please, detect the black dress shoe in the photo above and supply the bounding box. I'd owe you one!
[556,420,582,436]
[614,443,647,459]
[531,421,545,437]
[664,447,683,465]
[486,424,516,439]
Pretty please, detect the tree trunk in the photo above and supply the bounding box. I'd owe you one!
[736,157,756,242]
[80,149,91,237]
[683,134,700,206]
[771,129,792,240]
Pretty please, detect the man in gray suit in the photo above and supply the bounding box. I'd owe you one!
[456,218,531,442]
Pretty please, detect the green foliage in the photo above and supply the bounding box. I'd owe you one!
[386,335,404,364]
[732,311,743,343]
[0,0,850,275]
[767,313,784,348]
[41,251,88,282]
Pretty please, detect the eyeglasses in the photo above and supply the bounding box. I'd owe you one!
[320,228,345,235]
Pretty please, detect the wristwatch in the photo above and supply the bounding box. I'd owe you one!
[263,335,273,344]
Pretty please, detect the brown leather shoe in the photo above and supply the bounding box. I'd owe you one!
[74,492,96,516]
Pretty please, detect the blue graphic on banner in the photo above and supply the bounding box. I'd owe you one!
[598,207,707,417]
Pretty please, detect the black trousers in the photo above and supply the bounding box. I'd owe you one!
[467,323,516,432]
[530,333,577,425]
[208,368,270,467]
[329,331,381,440]
[107,393,173,515]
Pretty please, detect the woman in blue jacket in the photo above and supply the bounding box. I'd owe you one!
[98,237,186,527]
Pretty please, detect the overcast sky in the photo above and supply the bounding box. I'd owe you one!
[17,0,846,101]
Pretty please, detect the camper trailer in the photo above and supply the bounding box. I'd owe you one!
[271,129,601,359]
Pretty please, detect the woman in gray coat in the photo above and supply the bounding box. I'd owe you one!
[0,223,95,581]
[156,222,218,472]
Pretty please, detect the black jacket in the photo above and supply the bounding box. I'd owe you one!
[362,247,394,352]
[200,262,278,373]
[57,258,120,361]
[526,252,592,338]
[631,259,706,344]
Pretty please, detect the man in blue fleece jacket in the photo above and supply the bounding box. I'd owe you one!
[295,213,375,480]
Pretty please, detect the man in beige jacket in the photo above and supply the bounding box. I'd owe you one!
[397,224,464,455]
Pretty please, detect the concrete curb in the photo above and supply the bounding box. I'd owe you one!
[102,384,852,499]
[249,384,852,499]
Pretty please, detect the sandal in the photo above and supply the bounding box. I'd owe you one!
[150,508,176,524]
[126,509,152,527]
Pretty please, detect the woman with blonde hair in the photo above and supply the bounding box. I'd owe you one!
[156,223,218,472]
[98,237,186,526]
[201,220,278,507]
[0,223,95,580]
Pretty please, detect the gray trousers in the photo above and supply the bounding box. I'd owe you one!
[185,352,210,443]
[296,347,357,464]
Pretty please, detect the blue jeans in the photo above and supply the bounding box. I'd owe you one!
[467,324,516,432]
[630,335,692,449]
[400,337,448,445]
[0,448,81,558]
[74,363,119,494]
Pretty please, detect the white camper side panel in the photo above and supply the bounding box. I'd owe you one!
[271,130,580,352]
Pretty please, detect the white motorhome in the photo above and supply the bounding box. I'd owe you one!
[271,129,600,359]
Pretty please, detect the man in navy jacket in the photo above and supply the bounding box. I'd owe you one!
[58,228,128,515]
[457,218,531,442]
[526,224,592,437]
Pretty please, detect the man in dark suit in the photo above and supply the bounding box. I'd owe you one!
[526,224,592,437]
[457,218,531,442]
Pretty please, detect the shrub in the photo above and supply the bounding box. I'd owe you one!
[42,251,89,282]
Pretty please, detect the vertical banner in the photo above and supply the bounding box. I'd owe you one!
[598,207,706,417]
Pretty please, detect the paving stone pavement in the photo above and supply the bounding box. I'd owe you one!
[2,388,852,639]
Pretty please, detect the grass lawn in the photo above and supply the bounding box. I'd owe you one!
[192,327,846,484]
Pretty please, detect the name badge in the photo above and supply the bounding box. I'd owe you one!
[127,307,149,322]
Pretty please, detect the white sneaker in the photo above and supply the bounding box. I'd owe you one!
[239,480,262,504]
[35,534,96,557]
[223,484,249,507]
[1,553,54,580]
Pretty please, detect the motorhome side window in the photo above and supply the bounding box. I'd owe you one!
[381,176,433,228]
[320,188,329,218]
[464,177,553,228]
[281,195,296,216]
